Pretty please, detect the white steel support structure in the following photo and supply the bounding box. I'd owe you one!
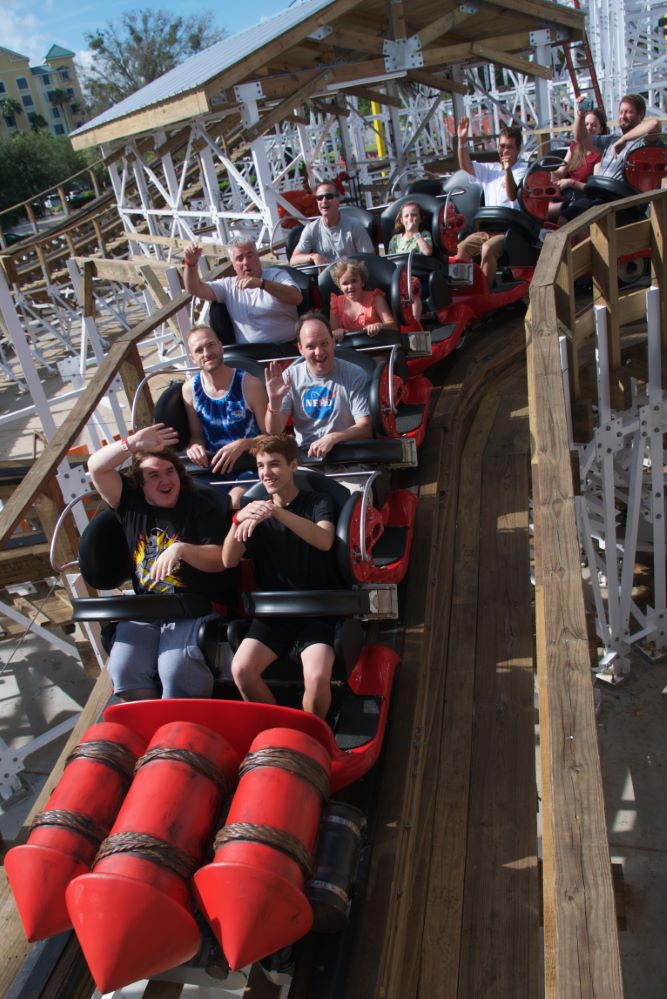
[571,289,667,680]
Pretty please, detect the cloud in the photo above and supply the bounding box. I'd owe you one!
[3,3,52,64]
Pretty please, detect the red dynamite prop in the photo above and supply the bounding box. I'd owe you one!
[194,726,331,970]
[5,721,146,941]
[66,720,238,993]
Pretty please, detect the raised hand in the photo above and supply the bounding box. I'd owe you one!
[132,423,180,453]
[457,116,470,142]
[183,243,202,266]
[264,361,290,407]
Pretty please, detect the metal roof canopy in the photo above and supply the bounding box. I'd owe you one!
[71,0,584,151]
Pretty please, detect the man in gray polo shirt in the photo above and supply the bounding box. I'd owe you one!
[265,312,372,458]
[290,182,375,267]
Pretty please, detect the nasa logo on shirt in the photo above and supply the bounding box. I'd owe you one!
[303,385,336,420]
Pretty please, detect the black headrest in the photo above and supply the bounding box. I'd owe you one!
[380,193,442,250]
[285,225,304,263]
[340,204,375,231]
[268,264,313,314]
[209,302,236,346]
[154,382,190,450]
[241,467,351,518]
[407,179,445,196]
[79,508,133,590]
[318,252,400,318]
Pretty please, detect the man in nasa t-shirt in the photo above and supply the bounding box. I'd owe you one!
[265,312,372,458]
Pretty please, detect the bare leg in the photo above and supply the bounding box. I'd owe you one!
[411,291,423,323]
[231,637,277,704]
[479,233,504,291]
[300,643,335,718]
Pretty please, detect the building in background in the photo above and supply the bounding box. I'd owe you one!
[0,45,85,138]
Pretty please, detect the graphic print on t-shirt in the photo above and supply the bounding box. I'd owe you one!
[134,527,182,593]
[302,385,337,421]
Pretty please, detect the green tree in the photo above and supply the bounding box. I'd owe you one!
[49,88,71,131]
[0,131,86,222]
[0,97,23,123]
[81,9,226,116]
[29,114,48,132]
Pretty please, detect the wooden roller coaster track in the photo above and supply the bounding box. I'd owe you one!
[2,185,666,997]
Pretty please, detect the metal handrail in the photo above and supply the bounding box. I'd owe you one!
[130,364,199,430]
[49,489,96,574]
[386,345,401,415]
[359,470,382,563]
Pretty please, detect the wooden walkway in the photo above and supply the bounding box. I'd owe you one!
[344,315,539,999]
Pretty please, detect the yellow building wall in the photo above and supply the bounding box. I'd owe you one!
[0,47,85,139]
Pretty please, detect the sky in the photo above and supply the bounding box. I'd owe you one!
[3,0,298,69]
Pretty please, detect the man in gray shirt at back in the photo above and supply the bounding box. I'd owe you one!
[265,312,372,458]
[290,181,375,267]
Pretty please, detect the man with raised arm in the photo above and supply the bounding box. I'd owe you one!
[290,181,375,267]
[264,312,372,459]
[183,235,302,344]
[222,434,344,717]
[87,423,236,701]
[183,324,267,477]
[560,93,661,220]
[455,117,529,290]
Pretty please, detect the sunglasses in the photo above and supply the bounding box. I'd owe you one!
[316,193,338,201]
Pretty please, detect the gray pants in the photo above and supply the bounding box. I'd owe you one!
[107,617,214,698]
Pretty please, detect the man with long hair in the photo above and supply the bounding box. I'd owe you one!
[88,422,236,700]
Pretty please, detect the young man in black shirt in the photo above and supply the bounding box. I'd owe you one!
[222,434,342,717]
[88,422,235,700]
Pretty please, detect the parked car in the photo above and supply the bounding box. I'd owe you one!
[66,186,95,208]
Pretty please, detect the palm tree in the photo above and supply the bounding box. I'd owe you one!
[0,97,23,127]
[49,89,70,132]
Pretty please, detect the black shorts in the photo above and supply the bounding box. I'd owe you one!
[246,616,336,658]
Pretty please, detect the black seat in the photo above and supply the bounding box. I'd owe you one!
[241,468,387,587]
[319,252,402,326]
[407,178,445,197]
[379,193,443,256]
[378,197,451,313]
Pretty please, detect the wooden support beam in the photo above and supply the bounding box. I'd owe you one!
[525,254,624,997]
[341,85,402,108]
[139,264,183,338]
[82,260,95,318]
[471,43,553,80]
[389,0,408,39]
[119,342,155,431]
[423,31,535,66]
[650,195,667,349]
[419,8,477,47]
[485,0,584,31]
[407,69,468,95]
[240,70,334,143]
[313,25,385,55]
[73,256,173,283]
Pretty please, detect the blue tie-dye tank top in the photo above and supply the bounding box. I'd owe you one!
[192,369,260,451]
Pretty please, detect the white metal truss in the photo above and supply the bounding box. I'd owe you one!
[568,291,667,681]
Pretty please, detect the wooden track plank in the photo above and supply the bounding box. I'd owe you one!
[414,388,502,999]
[458,382,538,998]
[346,320,529,999]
